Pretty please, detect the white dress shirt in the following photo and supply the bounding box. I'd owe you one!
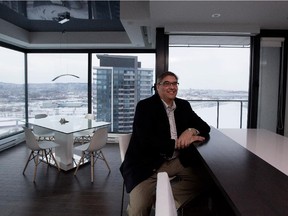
[162,100,178,159]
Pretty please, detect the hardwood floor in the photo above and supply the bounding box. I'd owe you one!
[0,142,213,216]
[0,142,126,216]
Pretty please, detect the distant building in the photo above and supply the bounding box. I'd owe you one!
[93,54,154,132]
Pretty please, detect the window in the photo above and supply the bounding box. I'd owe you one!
[27,54,88,118]
[169,36,250,128]
[92,53,155,132]
[0,47,24,139]
[1,50,155,140]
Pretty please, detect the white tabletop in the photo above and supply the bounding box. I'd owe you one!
[220,128,288,176]
[29,115,110,134]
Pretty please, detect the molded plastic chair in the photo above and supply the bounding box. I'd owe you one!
[74,126,111,182]
[33,114,55,141]
[119,134,184,216]
[156,172,177,216]
[73,113,95,144]
[22,126,60,182]
[118,133,132,216]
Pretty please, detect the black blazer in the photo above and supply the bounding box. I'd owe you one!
[120,93,210,193]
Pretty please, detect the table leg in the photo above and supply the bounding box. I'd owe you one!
[54,132,74,171]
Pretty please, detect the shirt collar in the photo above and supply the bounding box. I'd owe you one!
[161,99,176,111]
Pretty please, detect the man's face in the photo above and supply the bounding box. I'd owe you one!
[156,75,178,105]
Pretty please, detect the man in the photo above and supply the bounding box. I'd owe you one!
[120,71,211,216]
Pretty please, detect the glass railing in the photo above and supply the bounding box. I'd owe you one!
[0,118,24,139]
[0,99,248,141]
[188,99,248,129]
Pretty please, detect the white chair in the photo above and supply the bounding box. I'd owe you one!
[33,114,55,141]
[22,126,60,182]
[119,134,182,216]
[73,113,95,144]
[74,126,111,182]
[155,172,177,216]
[119,133,132,216]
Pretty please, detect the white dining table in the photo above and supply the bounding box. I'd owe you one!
[28,115,110,171]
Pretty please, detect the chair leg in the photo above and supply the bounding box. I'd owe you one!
[178,207,184,216]
[91,152,94,183]
[74,152,84,176]
[23,151,34,174]
[48,149,60,171]
[23,148,59,181]
[43,149,50,165]
[120,181,125,216]
[99,150,111,172]
[33,153,39,182]
[72,157,77,166]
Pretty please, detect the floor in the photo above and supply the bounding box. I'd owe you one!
[0,142,213,216]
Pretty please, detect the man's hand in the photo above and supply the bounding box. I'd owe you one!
[176,128,205,149]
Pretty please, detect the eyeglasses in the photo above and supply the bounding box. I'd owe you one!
[158,81,179,87]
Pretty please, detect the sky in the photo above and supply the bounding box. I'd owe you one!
[169,47,250,91]
[0,47,250,91]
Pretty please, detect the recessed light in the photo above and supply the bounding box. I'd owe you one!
[211,13,221,18]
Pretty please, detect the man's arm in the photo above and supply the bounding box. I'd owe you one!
[175,99,210,149]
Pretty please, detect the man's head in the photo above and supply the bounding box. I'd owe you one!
[156,71,179,106]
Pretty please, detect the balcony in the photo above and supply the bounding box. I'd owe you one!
[188,99,248,129]
[0,99,248,151]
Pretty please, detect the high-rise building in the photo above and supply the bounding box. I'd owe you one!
[93,54,154,132]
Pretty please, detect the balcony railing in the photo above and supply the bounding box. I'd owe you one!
[0,99,248,142]
[187,99,248,129]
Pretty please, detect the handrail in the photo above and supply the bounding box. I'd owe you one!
[0,99,248,139]
[187,99,248,128]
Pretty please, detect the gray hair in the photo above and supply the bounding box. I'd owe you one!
[156,71,178,84]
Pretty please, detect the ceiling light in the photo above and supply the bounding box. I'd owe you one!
[52,74,80,81]
[211,13,221,18]
[58,12,70,24]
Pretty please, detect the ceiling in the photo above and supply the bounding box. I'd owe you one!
[1,1,288,50]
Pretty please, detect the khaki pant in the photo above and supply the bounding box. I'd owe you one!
[127,158,209,216]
